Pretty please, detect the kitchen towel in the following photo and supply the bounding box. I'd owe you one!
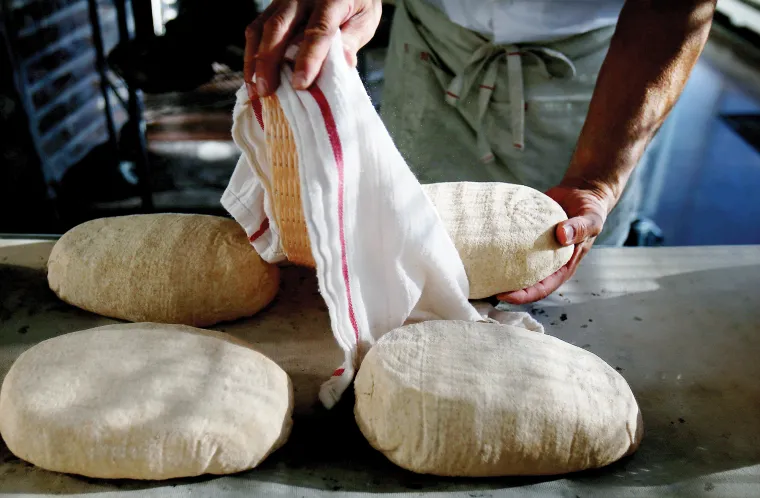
[222,33,541,409]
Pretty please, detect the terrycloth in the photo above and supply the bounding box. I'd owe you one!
[222,33,540,408]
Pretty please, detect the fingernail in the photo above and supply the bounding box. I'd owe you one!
[256,78,268,97]
[246,82,256,100]
[292,71,307,90]
[562,225,575,244]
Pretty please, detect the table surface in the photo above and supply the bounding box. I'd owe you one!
[1,240,759,497]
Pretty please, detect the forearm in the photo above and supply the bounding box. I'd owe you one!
[564,0,716,209]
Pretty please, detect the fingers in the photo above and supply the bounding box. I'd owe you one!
[557,211,605,246]
[497,265,571,305]
[340,0,382,67]
[293,0,350,89]
[256,0,303,97]
[244,17,263,100]
[246,0,381,96]
[497,240,592,305]
[499,184,606,304]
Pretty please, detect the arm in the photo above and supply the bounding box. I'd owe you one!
[501,0,716,304]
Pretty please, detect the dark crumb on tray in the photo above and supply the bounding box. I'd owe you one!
[589,318,593,322]
[581,324,588,328]
[17,325,28,334]
[634,316,643,321]
[615,366,624,372]
[560,313,568,321]
[580,344,591,349]
[550,322,557,326]
[679,417,685,423]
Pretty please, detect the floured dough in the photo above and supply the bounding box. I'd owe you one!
[48,214,280,327]
[423,182,573,298]
[354,320,643,477]
[0,323,293,480]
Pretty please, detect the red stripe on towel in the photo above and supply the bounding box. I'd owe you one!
[249,218,269,242]
[306,85,361,348]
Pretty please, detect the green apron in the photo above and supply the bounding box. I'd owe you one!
[381,0,645,246]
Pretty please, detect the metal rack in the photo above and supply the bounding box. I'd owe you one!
[87,0,153,211]
[0,0,154,216]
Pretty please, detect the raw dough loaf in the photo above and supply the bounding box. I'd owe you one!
[48,214,279,327]
[354,320,643,477]
[0,323,293,480]
[423,182,573,299]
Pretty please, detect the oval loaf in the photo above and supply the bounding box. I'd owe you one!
[354,320,643,477]
[0,323,293,480]
[48,214,279,327]
[423,182,573,299]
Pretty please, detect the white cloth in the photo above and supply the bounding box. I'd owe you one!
[222,34,541,409]
[422,0,624,44]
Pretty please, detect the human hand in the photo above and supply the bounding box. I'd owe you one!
[244,0,382,99]
[498,182,613,305]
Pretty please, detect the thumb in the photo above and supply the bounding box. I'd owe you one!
[340,5,381,67]
[557,211,605,246]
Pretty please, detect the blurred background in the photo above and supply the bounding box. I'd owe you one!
[0,0,758,246]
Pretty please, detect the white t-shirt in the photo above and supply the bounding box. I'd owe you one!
[423,0,625,44]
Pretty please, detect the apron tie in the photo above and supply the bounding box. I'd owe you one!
[444,42,577,163]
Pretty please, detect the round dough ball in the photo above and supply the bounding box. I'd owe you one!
[48,214,279,327]
[354,320,643,477]
[0,323,293,480]
[423,182,573,299]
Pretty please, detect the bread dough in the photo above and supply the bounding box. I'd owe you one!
[48,214,280,327]
[423,182,574,298]
[0,323,293,480]
[354,320,643,477]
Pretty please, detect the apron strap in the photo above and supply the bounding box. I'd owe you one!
[506,47,525,153]
[443,41,578,162]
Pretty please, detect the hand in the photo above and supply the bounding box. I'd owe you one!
[498,183,612,305]
[244,0,382,99]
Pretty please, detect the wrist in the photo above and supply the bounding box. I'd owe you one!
[558,176,619,214]
[565,133,641,215]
